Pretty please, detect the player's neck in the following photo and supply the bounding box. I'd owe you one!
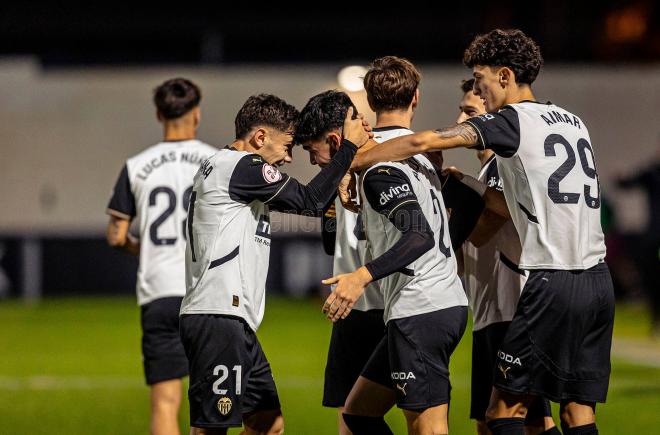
[230,139,259,155]
[505,84,536,106]
[162,124,196,142]
[375,110,412,129]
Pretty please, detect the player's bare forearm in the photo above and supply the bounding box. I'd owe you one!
[467,209,508,247]
[351,124,478,170]
[106,216,140,256]
[482,187,510,220]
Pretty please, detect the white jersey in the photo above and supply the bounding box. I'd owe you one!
[180,149,272,331]
[465,101,606,270]
[107,140,217,305]
[331,127,414,312]
[462,156,527,330]
[332,202,383,311]
[360,154,468,323]
[181,141,357,331]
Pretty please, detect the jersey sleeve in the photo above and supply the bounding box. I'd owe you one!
[227,154,293,204]
[441,174,484,248]
[106,164,136,220]
[362,166,435,281]
[462,106,521,158]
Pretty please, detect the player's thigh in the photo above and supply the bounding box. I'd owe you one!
[345,375,396,416]
[242,409,284,435]
[402,404,448,435]
[180,314,249,429]
[151,378,183,407]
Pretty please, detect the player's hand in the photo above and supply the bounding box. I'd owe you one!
[338,171,360,212]
[442,166,464,180]
[321,267,372,322]
[342,107,370,147]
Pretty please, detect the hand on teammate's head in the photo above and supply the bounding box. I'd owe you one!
[342,107,370,147]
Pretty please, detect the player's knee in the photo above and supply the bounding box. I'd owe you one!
[559,402,595,428]
[342,413,393,435]
[266,415,284,435]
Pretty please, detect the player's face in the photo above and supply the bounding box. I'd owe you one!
[456,90,486,124]
[472,65,506,112]
[261,128,294,166]
[302,131,340,168]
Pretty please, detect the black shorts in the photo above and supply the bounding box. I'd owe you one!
[362,306,468,412]
[140,296,189,385]
[323,309,385,407]
[493,263,615,403]
[179,314,280,429]
[471,321,552,422]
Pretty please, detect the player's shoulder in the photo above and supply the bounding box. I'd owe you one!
[190,140,219,154]
[372,126,415,143]
[364,161,407,179]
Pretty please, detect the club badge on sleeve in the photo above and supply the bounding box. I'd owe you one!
[262,164,282,183]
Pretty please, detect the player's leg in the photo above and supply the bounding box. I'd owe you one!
[189,427,227,435]
[323,309,386,435]
[151,378,183,435]
[180,314,246,433]
[342,335,396,434]
[471,321,511,435]
[390,306,468,435]
[142,297,190,435]
[240,331,283,435]
[402,404,448,435]
[524,397,559,435]
[558,401,597,434]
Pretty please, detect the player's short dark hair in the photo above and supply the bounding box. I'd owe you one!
[460,78,475,94]
[294,90,356,145]
[364,56,421,112]
[463,29,543,85]
[153,78,201,120]
[234,94,299,140]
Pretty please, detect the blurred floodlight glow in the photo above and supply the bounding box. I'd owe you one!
[337,65,367,92]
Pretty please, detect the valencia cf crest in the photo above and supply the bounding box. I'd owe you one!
[262,163,282,183]
[217,396,232,415]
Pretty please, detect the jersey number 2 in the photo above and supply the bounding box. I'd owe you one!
[148,185,193,245]
[429,190,452,257]
[544,134,600,209]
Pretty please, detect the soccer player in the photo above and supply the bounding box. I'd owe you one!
[106,78,217,435]
[458,78,559,435]
[295,89,386,435]
[321,59,469,434]
[347,29,614,435]
[179,94,370,435]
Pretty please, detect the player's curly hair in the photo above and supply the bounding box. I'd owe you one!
[234,94,299,139]
[463,29,543,85]
[294,90,356,145]
[364,56,420,112]
[153,78,201,120]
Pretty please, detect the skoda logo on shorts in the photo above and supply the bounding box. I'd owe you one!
[217,397,232,415]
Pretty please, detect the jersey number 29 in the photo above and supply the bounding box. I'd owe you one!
[545,134,600,209]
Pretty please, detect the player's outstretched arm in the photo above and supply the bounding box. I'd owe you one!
[351,123,479,170]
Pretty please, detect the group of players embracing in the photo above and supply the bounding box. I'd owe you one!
[108,28,614,435]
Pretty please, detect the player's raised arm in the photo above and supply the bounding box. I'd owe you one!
[350,123,479,170]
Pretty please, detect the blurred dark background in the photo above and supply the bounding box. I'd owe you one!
[1,2,658,66]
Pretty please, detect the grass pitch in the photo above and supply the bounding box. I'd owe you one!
[0,297,659,434]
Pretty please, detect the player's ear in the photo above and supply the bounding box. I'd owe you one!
[499,67,512,88]
[251,128,267,149]
[411,88,420,110]
[327,132,341,153]
[156,110,163,122]
[192,106,201,128]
